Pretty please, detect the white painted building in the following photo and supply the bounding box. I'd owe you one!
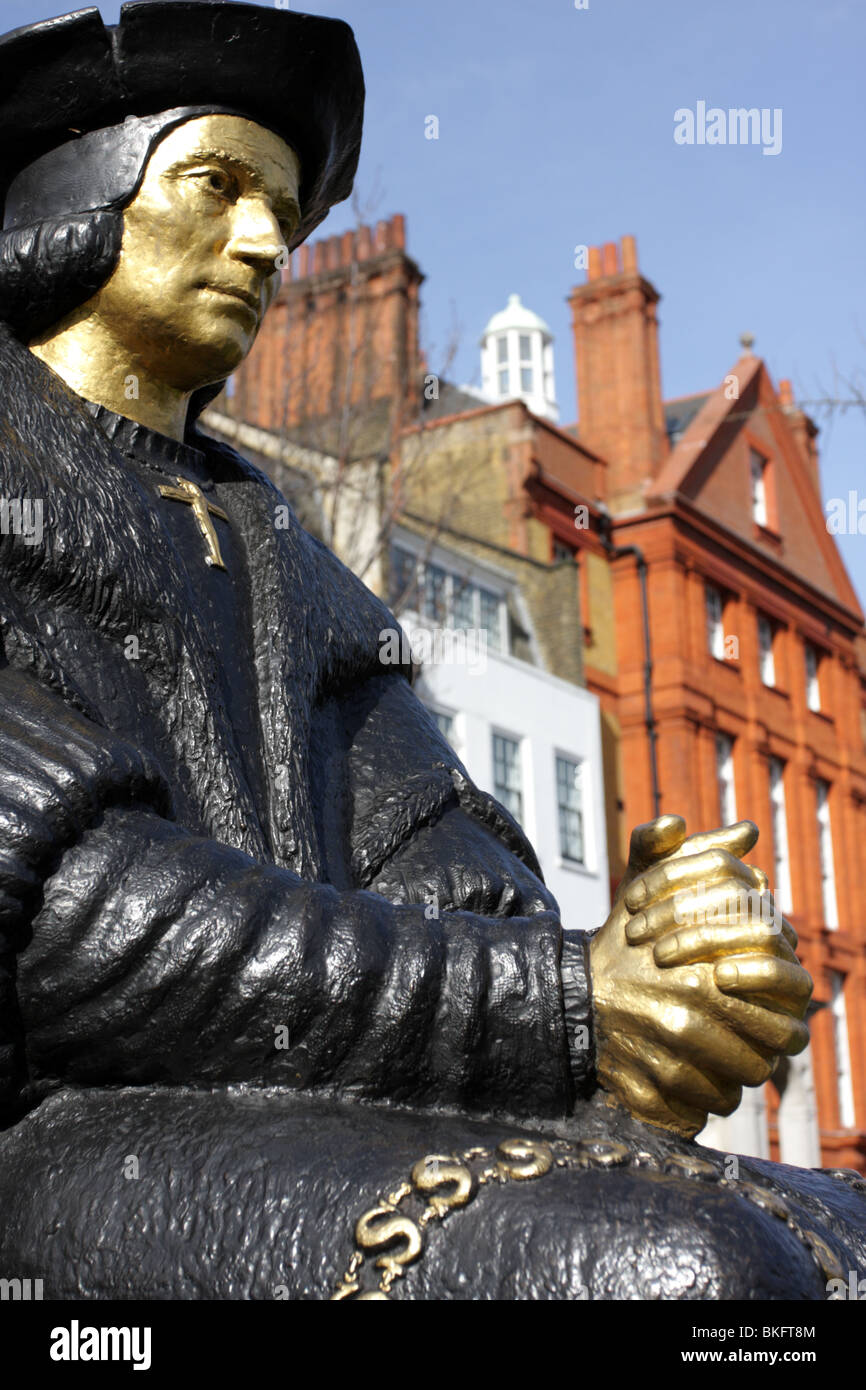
[479,293,559,422]
[389,529,610,929]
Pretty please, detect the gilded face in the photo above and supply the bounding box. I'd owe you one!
[87,114,301,391]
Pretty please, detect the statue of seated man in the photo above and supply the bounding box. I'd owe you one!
[0,3,861,1302]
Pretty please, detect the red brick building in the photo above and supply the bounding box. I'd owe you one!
[567,236,866,1170]
[213,218,865,1171]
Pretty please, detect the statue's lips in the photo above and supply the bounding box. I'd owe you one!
[201,284,261,317]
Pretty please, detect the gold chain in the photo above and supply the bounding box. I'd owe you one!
[330,1136,852,1300]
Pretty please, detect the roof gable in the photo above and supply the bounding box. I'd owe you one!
[650,356,862,617]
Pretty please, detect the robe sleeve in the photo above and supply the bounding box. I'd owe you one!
[1,666,593,1121]
[339,669,598,1097]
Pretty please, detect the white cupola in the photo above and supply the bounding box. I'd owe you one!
[480,293,558,422]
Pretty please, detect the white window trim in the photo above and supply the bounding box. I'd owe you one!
[830,973,857,1128]
[491,728,528,834]
[553,751,593,873]
[816,779,838,929]
[389,537,510,657]
[750,449,769,528]
[716,732,737,825]
[805,643,821,712]
[758,614,776,687]
[769,757,793,913]
[706,584,725,661]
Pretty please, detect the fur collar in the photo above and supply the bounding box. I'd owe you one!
[0,323,394,875]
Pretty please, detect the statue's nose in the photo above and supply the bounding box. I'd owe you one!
[228,199,285,273]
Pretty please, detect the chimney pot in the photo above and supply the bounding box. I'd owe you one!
[391,213,406,250]
[341,229,355,267]
[779,378,794,408]
[375,219,390,253]
[296,244,310,278]
[357,224,373,260]
[621,234,638,274]
[587,245,603,281]
[602,241,619,277]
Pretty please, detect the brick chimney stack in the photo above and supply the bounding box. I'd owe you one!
[779,378,822,497]
[568,235,668,511]
[227,213,424,440]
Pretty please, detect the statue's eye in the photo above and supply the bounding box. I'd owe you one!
[203,170,232,197]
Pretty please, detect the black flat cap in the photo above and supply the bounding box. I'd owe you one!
[0,2,364,248]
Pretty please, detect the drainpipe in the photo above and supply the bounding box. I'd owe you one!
[599,510,661,819]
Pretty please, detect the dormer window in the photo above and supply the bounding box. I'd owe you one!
[389,543,509,656]
[750,449,769,527]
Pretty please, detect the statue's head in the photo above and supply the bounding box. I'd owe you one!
[56,111,303,392]
[0,2,364,409]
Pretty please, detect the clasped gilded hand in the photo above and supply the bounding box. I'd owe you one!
[589,814,812,1138]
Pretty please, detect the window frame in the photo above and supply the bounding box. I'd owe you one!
[706,583,726,661]
[816,778,838,928]
[758,613,776,687]
[555,753,586,866]
[716,732,737,825]
[805,642,822,712]
[768,756,793,912]
[830,972,857,1128]
[389,542,509,657]
[492,731,524,826]
[750,448,769,528]
[478,585,504,652]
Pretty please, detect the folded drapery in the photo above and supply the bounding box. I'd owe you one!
[1,1084,863,1301]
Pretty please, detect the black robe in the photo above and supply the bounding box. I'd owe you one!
[0,320,594,1124]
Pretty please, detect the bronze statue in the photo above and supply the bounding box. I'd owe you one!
[0,2,862,1301]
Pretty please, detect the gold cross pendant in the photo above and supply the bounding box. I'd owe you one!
[158,476,229,570]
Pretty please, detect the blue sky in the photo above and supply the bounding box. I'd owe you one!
[6,0,866,602]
